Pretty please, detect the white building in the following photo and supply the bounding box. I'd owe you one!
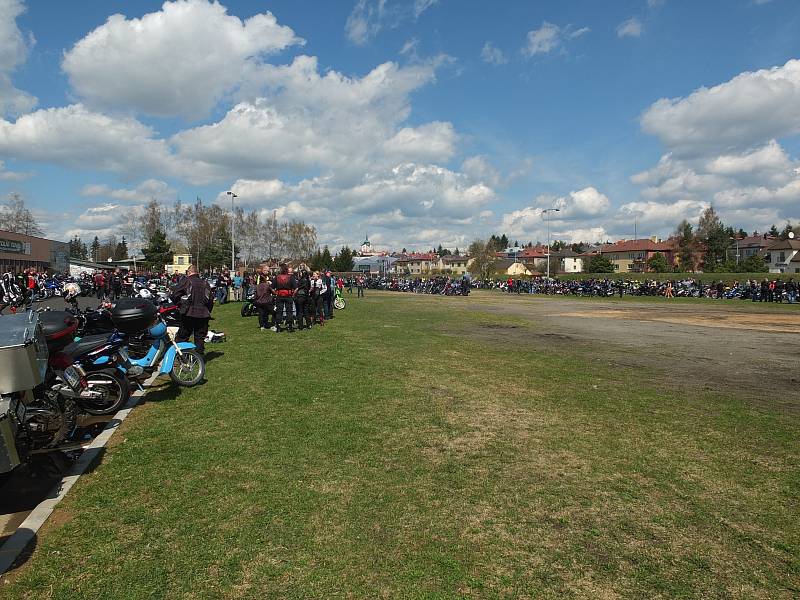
[764,239,800,274]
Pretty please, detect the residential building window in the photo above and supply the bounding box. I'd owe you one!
[779,252,786,262]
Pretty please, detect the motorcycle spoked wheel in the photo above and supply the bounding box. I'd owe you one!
[334,297,346,310]
[81,368,131,415]
[170,350,205,387]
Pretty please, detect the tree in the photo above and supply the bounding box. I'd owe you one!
[741,253,768,273]
[466,239,498,279]
[320,246,333,269]
[768,224,780,237]
[0,193,43,236]
[674,219,696,272]
[586,254,614,273]
[333,246,355,272]
[647,252,669,273]
[454,247,460,256]
[779,221,798,241]
[90,236,100,262]
[142,230,172,271]
[736,228,748,239]
[571,242,586,254]
[697,206,728,269]
[309,248,324,272]
[115,237,129,260]
[69,235,88,259]
[143,198,163,241]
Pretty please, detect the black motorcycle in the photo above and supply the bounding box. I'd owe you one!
[241,289,257,317]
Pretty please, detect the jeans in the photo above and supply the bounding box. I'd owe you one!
[275,296,294,330]
[295,296,309,328]
[357,286,364,298]
[216,286,228,304]
[257,304,273,329]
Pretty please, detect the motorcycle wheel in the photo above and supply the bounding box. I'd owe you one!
[170,350,205,387]
[81,368,130,415]
[334,297,346,310]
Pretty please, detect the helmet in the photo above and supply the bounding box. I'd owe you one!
[138,288,152,299]
[63,282,81,300]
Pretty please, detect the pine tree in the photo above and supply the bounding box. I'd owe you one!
[674,220,696,272]
[143,230,172,271]
[91,236,100,262]
[768,224,780,237]
[321,246,333,269]
[115,236,129,260]
[333,246,355,272]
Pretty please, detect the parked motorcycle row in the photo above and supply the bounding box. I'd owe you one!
[365,276,471,296]
[0,296,206,486]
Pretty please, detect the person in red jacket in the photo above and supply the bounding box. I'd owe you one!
[273,263,298,333]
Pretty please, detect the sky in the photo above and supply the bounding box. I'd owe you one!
[1,0,800,253]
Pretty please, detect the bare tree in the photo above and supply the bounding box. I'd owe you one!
[0,193,43,236]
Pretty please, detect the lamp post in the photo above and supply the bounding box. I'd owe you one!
[542,207,560,279]
[729,236,740,265]
[226,191,237,273]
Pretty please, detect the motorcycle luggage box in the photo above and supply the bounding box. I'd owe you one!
[0,312,48,395]
[110,298,158,334]
[38,311,79,351]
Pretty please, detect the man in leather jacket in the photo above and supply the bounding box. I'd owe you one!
[171,265,213,353]
[273,263,298,332]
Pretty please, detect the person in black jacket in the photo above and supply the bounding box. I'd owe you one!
[295,271,312,330]
[171,265,213,353]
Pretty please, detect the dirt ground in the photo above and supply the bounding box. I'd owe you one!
[455,291,800,411]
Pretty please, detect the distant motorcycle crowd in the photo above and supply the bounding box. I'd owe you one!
[475,276,799,303]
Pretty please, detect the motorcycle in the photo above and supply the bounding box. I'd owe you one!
[334,287,346,310]
[241,289,257,317]
[0,312,80,485]
[107,298,205,388]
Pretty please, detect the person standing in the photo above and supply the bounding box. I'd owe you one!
[322,270,335,320]
[295,271,311,330]
[171,264,213,354]
[109,268,123,302]
[310,271,326,326]
[357,275,365,298]
[274,263,298,332]
[254,266,274,331]
[93,270,106,300]
[232,271,243,302]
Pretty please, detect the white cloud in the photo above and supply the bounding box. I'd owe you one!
[618,199,708,227]
[461,155,501,187]
[705,139,793,179]
[80,179,176,203]
[481,42,508,65]
[522,22,589,57]
[617,17,643,38]
[647,0,665,8]
[346,0,436,45]
[400,37,419,56]
[383,122,456,162]
[0,0,36,116]
[640,59,800,157]
[413,0,438,18]
[0,103,183,176]
[523,22,561,56]
[62,0,303,119]
[500,187,611,241]
[0,159,30,181]
[174,55,450,181]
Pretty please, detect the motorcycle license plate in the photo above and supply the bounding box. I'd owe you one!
[63,366,82,389]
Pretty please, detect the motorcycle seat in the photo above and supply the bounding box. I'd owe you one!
[63,334,114,359]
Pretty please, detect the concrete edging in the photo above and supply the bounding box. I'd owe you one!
[0,383,150,574]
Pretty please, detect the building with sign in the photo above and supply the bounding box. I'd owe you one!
[0,229,69,274]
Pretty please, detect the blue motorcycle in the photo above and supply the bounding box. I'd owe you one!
[117,318,205,387]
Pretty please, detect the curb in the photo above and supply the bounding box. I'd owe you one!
[0,383,151,575]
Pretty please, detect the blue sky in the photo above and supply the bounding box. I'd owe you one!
[1,0,799,252]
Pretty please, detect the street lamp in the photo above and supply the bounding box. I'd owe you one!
[729,236,740,265]
[542,207,560,279]
[226,191,237,273]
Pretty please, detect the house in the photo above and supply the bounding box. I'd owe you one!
[492,259,532,277]
[763,239,800,273]
[166,253,192,275]
[599,238,676,272]
[729,235,776,262]
[352,255,397,275]
[440,255,469,275]
[393,253,439,275]
[551,249,583,273]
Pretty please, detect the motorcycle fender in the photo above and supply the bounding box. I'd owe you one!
[93,356,111,365]
[160,342,196,373]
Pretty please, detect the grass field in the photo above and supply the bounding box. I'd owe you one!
[3,293,799,598]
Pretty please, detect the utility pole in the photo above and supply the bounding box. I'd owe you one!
[542,207,560,279]
[226,191,237,273]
